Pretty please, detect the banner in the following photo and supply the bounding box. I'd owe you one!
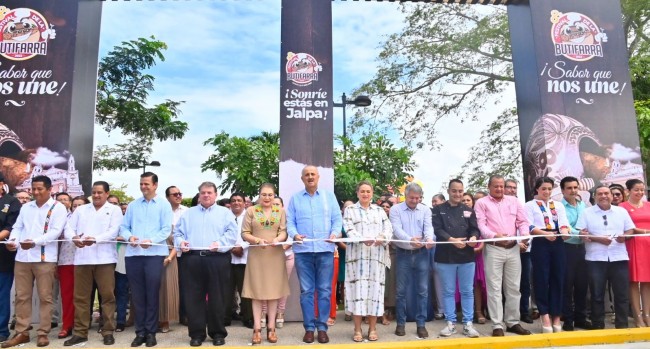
[509,0,643,201]
[278,0,334,202]
[0,0,101,197]
[278,0,334,322]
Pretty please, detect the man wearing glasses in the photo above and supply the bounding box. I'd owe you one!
[165,186,188,325]
[576,184,635,329]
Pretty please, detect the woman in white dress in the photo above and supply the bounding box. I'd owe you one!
[343,180,392,342]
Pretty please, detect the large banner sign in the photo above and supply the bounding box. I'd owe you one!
[0,0,100,196]
[278,0,334,321]
[509,0,643,200]
[279,0,334,202]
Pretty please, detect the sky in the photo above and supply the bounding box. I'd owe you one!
[94,1,515,201]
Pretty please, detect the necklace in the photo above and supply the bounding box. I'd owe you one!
[254,204,281,230]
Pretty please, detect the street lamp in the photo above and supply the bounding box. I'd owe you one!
[333,93,372,155]
[128,160,161,174]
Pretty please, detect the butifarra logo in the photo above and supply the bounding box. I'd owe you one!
[285,52,322,86]
[550,10,607,62]
[0,7,56,61]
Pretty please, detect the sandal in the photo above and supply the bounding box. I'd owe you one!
[276,312,284,329]
[368,330,378,341]
[267,328,277,343]
[352,330,363,342]
[381,316,390,326]
[344,314,352,321]
[252,329,262,345]
[327,317,336,326]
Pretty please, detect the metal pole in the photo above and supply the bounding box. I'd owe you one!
[342,93,347,158]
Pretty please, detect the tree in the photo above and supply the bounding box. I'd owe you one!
[356,2,650,187]
[334,133,414,202]
[201,131,414,201]
[94,37,189,171]
[108,184,135,204]
[201,131,280,197]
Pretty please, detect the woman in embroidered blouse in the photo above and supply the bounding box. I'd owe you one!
[524,177,570,333]
[241,183,289,345]
[343,180,393,342]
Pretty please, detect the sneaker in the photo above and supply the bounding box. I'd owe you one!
[439,321,457,337]
[463,322,480,338]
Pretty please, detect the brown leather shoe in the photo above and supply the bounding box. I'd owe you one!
[316,330,329,344]
[506,324,532,335]
[1,333,29,348]
[492,328,505,337]
[416,326,428,339]
[302,331,314,344]
[36,335,49,347]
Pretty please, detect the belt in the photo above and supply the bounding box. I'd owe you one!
[396,247,425,254]
[486,240,518,249]
[185,250,222,256]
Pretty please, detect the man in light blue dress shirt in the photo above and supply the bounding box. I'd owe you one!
[286,166,342,344]
[119,172,173,348]
[390,182,434,339]
[173,181,238,347]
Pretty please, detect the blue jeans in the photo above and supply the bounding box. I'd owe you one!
[396,248,429,326]
[436,262,475,324]
[114,272,129,325]
[294,252,334,332]
[0,271,13,337]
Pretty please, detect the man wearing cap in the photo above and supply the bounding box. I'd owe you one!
[0,173,22,343]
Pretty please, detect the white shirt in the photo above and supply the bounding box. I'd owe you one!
[575,204,635,262]
[64,202,123,265]
[10,198,68,263]
[172,205,188,226]
[525,199,570,233]
[231,210,249,264]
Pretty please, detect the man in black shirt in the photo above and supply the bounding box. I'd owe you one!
[432,179,480,338]
[0,173,23,342]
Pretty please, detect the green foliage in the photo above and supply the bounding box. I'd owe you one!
[201,131,280,198]
[334,133,414,202]
[200,131,414,202]
[181,197,194,207]
[357,2,649,186]
[94,37,188,171]
[355,4,512,150]
[455,108,522,192]
[108,184,135,203]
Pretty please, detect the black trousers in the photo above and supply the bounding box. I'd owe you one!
[224,264,252,323]
[125,256,164,336]
[587,260,629,329]
[182,253,231,340]
[562,243,589,324]
[177,256,186,321]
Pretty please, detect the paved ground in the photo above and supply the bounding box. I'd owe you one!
[4,311,644,348]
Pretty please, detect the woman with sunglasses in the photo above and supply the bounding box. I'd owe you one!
[610,184,626,206]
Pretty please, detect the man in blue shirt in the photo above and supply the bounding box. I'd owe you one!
[120,172,173,347]
[560,176,592,331]
[390,182,434,339]
[286,166,342,344]
[174,181,238,347]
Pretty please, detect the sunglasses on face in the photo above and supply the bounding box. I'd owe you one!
[170,193,182,198]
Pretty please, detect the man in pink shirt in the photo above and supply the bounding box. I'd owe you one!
[474,175,532,337]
